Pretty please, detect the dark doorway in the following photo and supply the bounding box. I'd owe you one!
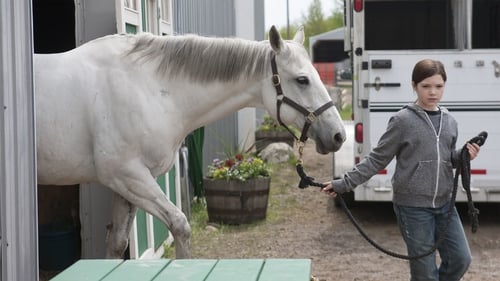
[33,0,76,53]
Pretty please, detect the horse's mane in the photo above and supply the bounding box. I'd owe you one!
[126,33,272,83]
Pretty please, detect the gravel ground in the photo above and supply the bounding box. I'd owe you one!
[187,140,500,281]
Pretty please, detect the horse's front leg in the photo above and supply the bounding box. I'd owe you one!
[100,161,191,259]
[106,192,138,258]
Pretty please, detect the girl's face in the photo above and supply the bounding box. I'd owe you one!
[413,74,445,111]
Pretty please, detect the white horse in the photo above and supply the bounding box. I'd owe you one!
[34,26,346,259]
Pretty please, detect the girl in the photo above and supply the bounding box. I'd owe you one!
[323,59,480,281]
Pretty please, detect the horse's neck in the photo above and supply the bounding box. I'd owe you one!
[110,34,269,135]
[168,76,266,133]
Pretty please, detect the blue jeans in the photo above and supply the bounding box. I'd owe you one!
[393,202,471,281]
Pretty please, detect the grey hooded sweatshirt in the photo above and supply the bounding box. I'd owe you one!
[332,103,462,208]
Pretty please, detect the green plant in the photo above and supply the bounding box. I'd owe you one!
[257,115,288,132]
[257,115,300,136]
[339,104,352,121]
[206,152,271,181]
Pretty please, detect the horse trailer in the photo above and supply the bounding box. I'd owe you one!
[343,0,500,203]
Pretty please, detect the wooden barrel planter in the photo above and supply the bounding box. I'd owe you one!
[255,130,295,152]
[203,177,271,224]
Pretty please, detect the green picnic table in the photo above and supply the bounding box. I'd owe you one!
[50,258,312,281]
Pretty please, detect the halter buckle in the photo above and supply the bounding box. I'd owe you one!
[297,141,305,158]
[272,74,281,86]
[306,112,317,123]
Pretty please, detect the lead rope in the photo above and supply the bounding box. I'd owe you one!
[458,144,480,233]
[296,140,481,260]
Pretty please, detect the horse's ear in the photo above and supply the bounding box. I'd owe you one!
[269,25,284,54]
[293,26,305,45]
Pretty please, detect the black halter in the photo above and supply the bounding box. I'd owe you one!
[270,55,334,143]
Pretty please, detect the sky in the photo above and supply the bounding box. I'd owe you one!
[264,0,337,30]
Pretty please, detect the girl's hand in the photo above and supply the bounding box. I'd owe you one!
[467,143,480,160]
[321,181,337,198]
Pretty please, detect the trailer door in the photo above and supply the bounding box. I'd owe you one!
[358,0,500,202]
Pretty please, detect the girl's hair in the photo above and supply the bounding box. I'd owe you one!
[412,59,447,85]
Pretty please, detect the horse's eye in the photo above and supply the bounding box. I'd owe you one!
[296,76,309,85]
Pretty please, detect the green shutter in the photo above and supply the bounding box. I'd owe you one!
[153,174,169,249]
[168,167,176,205]
[125,23,137,34]
[135,209,148,255]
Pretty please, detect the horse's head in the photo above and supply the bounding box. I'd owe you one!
[263,26,346,154]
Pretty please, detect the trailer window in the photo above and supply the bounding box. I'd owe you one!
[472,0,500,48]
[365,0,454,50]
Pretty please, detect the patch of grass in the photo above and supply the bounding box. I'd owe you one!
[162,199,215,259]
[162,242,174,258]
[339,105,352,121]
[162,161,298,259]
[266,162,299,223]
[189,199,209,232]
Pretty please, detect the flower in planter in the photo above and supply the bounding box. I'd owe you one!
[206,152,271,181]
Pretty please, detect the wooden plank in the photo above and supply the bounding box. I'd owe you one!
[205,259,264,281]
[50,259,123,281]
[100,259,171,281]
[52,259,311,281]
[151,259,218,281]
[258,259,311,281]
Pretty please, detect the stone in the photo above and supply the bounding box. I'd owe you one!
[258,142,294,164]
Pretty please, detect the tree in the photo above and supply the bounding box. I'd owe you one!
[302,0,327,37]
[273,0,344,51]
